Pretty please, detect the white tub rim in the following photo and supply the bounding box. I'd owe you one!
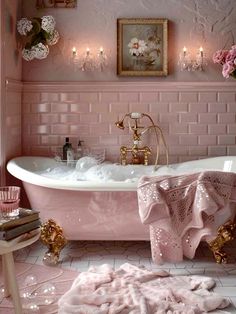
[7,156,139,191]
[7,155,236,192]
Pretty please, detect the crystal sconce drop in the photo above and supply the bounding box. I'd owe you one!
[70,47,108,72]
[178,46,207,71]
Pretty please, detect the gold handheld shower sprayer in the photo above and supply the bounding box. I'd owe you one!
[115,112,168,170]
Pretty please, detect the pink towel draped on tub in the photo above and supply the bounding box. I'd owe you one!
[137,171,236,264]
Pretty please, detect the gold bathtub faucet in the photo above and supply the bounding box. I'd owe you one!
[120,145,151,165]
[115,112,168,169]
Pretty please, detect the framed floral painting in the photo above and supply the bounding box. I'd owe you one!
[117,18,168,76]
[36,0,77,9]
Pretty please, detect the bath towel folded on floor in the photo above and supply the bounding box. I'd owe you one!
[137,171,236,264]
[58,263,230,314]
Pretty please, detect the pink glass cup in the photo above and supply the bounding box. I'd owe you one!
[0,186,20,218]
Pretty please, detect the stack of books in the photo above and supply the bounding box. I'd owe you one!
[0,208,41,241]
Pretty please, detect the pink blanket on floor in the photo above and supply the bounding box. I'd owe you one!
[58,263,230,313]
[137,171,236,264]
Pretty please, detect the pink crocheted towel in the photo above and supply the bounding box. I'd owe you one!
[137,171,236,264]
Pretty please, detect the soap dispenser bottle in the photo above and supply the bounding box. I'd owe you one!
[63,137,72,161]
[76,140,84,160]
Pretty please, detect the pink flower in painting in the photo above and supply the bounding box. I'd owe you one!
[212,50,228,64]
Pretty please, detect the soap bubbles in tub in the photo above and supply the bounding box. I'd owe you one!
[75,156,100,172]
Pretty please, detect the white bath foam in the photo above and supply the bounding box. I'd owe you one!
[81,163,213,182]
[36,157,154,182]
[83,163,155,182]
[36,157,222,183]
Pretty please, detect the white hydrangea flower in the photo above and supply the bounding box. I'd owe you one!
[17,18,33,36]
[32,43,49,59]
[41,15,56,33]
[18,15,59,61]
[128,38,147,56]
[47,30,60,46]
[22,48,35,61]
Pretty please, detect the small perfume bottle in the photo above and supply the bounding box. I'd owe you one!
[63,137,73,161]
[67,146,74,166]
[76,140,84,160]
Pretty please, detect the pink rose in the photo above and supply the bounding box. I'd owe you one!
[225,47,236,63]
[222,61,235,78]
[212,50,228,64]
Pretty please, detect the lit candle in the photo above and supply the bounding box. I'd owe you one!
[100,47,104,54]
[72,47,77,57]
[183,46,187,56]
[86,47,90,55]
[199,46,203,57]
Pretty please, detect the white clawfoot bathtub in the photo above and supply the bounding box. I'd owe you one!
[7,156,236,241]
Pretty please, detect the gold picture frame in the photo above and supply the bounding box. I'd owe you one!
[36,0,77,9]
[117,18,168,77]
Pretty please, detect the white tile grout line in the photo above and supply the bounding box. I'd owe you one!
[13,238,236,310]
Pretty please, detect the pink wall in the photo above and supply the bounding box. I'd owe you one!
[1,0,236,172]
[5,0,22,80]
[21,0,236,82]
[5,0,22,184]
[6,80,22,160]
[1,0,22,185]
[22,82,236,164]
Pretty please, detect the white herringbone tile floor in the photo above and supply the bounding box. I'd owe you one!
[14,239,236,313]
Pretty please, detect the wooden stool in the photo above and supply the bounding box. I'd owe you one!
[0,229,40,314]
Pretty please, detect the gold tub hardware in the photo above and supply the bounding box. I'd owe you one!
[40,219,67,265]
[207,220,236,264]
[115,112,168,170]
[120,145,151,165]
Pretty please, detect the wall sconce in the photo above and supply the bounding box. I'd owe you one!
[178,46,207,71]
[97,47,108,72]
[70,47,108,72]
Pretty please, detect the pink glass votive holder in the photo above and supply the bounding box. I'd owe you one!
[0,186,20,218]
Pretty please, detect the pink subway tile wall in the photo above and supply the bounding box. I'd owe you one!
[5,81,22,186]
[6,85,22,160]
[22,83,236,163]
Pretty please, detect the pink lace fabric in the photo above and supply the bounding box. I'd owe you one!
[137,171,236,264]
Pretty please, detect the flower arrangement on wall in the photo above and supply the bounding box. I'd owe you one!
[212,44,236,79]
[17,15,59,61]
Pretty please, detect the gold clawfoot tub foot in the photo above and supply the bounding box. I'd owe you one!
[40,219,67,266]
[207,220,236,264]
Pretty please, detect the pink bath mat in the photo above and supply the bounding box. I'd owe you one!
[58,263,232,314]
[0,262,233,313]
